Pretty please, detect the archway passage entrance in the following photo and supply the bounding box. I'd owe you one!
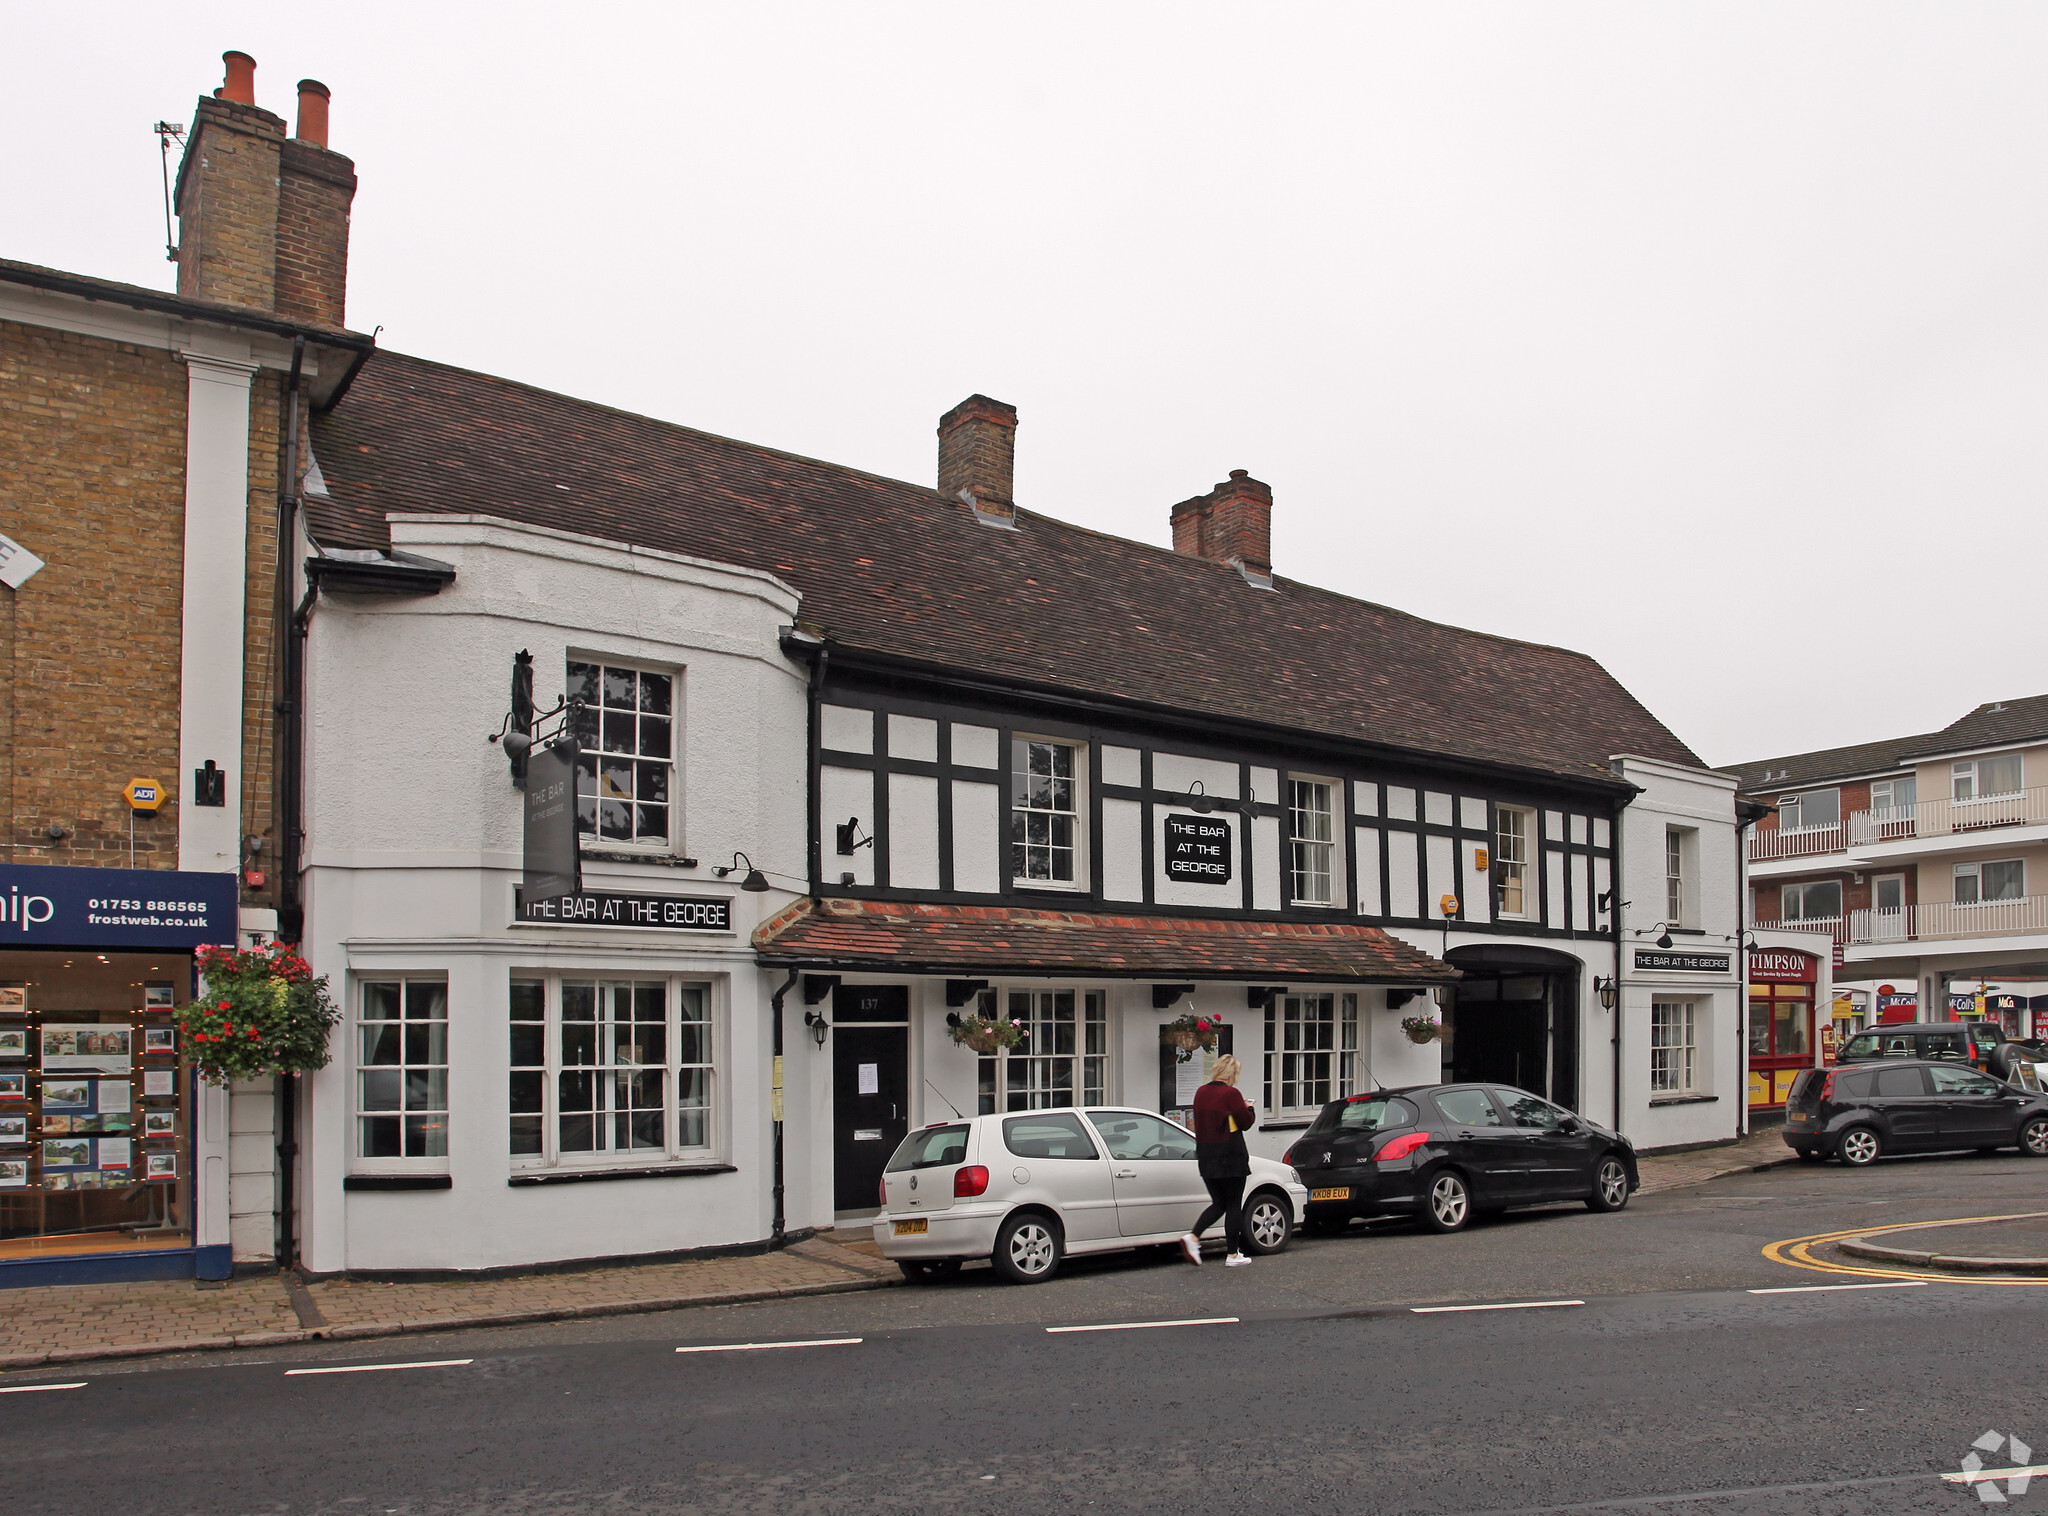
[1442,945,1581,1112]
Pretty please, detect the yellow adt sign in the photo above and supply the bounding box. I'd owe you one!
[122,778,166,814]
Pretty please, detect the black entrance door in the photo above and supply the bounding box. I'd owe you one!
[832,986,909,1212]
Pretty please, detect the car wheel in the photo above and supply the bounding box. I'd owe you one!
[2021,1116,2048,1157]
[1584,1154,1630,1213]
[897,1259,963,1284]
[1838,1126,1882,1167]
[1419,1170,1472,1234]
[1244,1189,1292,1255]
[991,1212,1063,1284]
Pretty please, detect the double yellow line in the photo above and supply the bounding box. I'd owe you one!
[1763,1210,2048,1286]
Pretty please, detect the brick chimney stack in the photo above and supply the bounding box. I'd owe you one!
[1171,469,1273,578]
[937,395,1018,521]
[175,51,358,328]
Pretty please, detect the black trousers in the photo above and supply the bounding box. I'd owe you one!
[1191,1174,1246,1252]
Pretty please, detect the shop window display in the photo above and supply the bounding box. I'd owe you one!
[0,954,189,1260]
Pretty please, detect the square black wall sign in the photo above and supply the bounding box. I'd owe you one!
[1164,813,1233,884]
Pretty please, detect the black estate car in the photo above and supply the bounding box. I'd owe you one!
[1835,1021,2010,1076]
[1782,1060,2048,1165]
[1283,1083,1638,1235]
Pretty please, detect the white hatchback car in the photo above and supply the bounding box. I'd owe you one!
[874,1106,1309,1284]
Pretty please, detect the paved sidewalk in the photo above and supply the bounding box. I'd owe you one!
[0,1233,895,1371]
[1635,1125,1793,1195]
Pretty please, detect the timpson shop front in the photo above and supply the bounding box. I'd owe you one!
[1747,946,1830,1112]
[0,863,240,1287]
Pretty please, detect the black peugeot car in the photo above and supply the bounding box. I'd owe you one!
[1782,1060,2048,1165]
[1283,1083,1638,1235]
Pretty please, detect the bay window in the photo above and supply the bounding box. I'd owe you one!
[357,979,448,1163]
[568,660,675,848]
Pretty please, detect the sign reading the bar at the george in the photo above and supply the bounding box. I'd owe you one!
[1634,949,1732,973]
[1164,813,1233,884]
[517,890,732,931]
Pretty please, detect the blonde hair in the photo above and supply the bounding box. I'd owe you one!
[1210,1054,1242,1086]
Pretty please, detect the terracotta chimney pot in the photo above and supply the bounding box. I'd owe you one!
[221,51,256,104]
[295,79,331,146]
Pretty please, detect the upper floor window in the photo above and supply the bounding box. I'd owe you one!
[1495,806,1532,918]
[1954,860,2024,905]
[568,661,674,847]
[1288,779,1334,905]
[1011,738,1080,885]
[1869,776,1916,816]
[1776,789,1839,833]
[1781,880,1842,921]
[1665,826,1697,926]
[1953,755,2022,802]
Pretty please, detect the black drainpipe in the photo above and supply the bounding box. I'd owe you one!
[1611,795,1627,1135]
[769,967,799,1244]
[275,336,304,1273]
[805,642,829,900]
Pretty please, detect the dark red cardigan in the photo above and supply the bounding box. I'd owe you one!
[1191,1080,1256,1146]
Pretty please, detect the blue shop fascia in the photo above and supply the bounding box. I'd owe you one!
[0,863,241,1287]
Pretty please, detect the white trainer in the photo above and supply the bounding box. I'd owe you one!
[1225,1252,1253,1267]
[1179,1233,1202,1266]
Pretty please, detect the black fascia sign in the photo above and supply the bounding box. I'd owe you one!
[522,742,582,908]
[1633,949,1731,973]
[1164,812,1233,885]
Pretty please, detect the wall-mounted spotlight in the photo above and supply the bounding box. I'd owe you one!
[1651,922,1674,949]
[1184,780,1215,814]
[712,852,771,892]
[835,818,874,856]
[1594,976,1619,1010]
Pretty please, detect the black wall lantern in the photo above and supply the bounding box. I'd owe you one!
[803,1010,830,1047]
[1594,976,1619,1010]
[713,852,771,892]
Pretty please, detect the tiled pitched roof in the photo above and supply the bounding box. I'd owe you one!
[307,350,1703,782]
[1903,695,2048,759]
[752,898,1460,984]
[1721,733,1941,795]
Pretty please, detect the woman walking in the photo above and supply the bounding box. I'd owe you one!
[1181,1053,1257,1267]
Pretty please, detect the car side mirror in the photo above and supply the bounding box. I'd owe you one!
[1558,1116,1582,1134]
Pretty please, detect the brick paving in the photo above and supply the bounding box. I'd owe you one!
[0,1138,1785,1371]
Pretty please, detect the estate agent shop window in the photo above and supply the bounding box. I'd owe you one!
[507,978,713,1168]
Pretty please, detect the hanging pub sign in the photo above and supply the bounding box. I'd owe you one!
[1163,813,1233,884]
[516,890,732,931]
[522,742,581,908]
[1748,949,1817,984]
[1634,949,1731,973]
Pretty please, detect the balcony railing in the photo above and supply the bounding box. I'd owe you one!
[1758,916,1845,944]
[1748,822,1843,862]
[1849,894,2048,945]
[1844,785,2048,846]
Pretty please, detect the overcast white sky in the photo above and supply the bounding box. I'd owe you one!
[9,4,2046,768]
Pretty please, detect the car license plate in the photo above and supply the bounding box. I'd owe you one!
[893,1218,928,1235]
[1310,1187,1351,1201]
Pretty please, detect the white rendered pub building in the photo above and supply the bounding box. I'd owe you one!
[285,346,1755,1271]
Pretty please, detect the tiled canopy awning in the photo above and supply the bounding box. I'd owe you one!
[753,898,1459,985]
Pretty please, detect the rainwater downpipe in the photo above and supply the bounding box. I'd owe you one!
[805,642,829,900]
[275,335,303,1272]
[770,968,799,1245]
[1735,809,1759,1142]
[1610,796,1627,1134]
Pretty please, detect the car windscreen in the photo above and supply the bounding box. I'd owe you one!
[886,1124,969,1172]
[1308,1096,1417,1135]
[1841,1033,1884,1059]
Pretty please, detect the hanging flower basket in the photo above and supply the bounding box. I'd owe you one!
[1401,1014,1451,1046]
[174,942,340,1086]
[1160,1013,1220,1064]
[947,1012,1025,1055]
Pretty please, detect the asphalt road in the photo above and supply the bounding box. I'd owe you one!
[9,1146,2048,1516]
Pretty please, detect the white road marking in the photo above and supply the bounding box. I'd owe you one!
[674,1337,862,1354]
[1747,1281,1928,1295]
[1944,1464,2048,1486]
[0,1382,86,1394]
[1045,1317,1240,1334]
[1410,1299,1584,1314]
[285,1358,474,1376]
